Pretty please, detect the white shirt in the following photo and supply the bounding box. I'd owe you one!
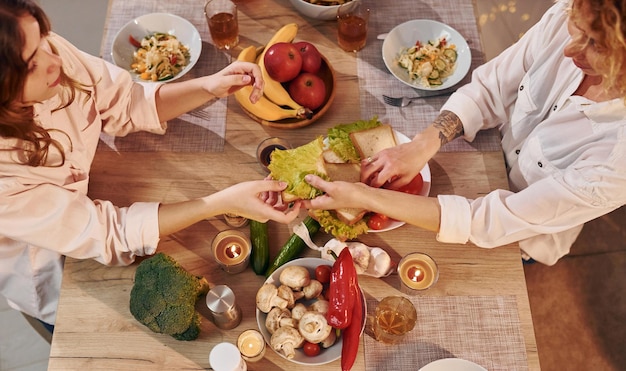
[437,0,626,265]
[0,34,165,324]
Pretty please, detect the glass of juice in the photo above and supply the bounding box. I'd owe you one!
[256,137,292,172]
[373,296,417,344]
[336,0,370,52]
[204,0,239,50]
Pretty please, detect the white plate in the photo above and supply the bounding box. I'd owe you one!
[419,358,487,371]
[368,130,431,233]
[111,13,202,83]
[382,19,471,91]
[256,258,366,365]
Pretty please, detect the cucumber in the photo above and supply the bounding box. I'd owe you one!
[265,216,320,277]
[250,220,270,275]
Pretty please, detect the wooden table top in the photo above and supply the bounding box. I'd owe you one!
[48,0,539,370]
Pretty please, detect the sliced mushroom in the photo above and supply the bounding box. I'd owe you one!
[265,307,297,334]
[291,303,308,321]
[302,279,323,300]
[256,283,288,313]
[308,298,329,316]
[298,311,332,344]
[270,326,304,359]
[277,284,304,308]
[279,265,311,289]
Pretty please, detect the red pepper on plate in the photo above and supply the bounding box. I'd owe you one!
[341,276,363,371]
[326,248,357,329]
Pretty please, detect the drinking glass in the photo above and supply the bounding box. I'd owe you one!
[372,296,417,344]
[336,0,370,52]
[205,0,239,50]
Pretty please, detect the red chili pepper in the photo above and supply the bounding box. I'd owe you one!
[325,248,357,329]
[341,280,363,371]
[128,35,142,48]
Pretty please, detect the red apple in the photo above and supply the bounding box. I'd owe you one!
[293,41,322,74]
[288,72,326,110]
[264,42,302,82]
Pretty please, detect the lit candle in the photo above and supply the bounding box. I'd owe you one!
[397,252,439,292]
[211,230,251,273]
[237,329,266,363]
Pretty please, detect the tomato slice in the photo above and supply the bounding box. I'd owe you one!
[397,173,424,195]
[367,213,391,230]
[128,35,142,48]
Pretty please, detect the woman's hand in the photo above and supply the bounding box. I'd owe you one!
[203,61,264,103]
[300,175,370,211]
[218,179,301,224]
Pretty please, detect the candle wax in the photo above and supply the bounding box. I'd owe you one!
[239,333,263,357]
[215,235,249,265]
[399,257,437,290]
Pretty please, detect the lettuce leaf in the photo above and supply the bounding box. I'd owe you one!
[268,137,328,199]
[310,209,370,241]
[326,116,381,163]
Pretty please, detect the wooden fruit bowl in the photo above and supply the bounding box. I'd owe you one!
[239,50,336,129]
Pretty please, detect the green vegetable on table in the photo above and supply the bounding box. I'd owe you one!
[265,216,320,277]
[129,253,210,341]
[250,220,270,275]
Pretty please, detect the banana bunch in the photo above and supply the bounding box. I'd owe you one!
[234,24,313,122]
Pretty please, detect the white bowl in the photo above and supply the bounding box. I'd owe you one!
[288,0,357,21]
[382,19,471,91]
[256,257,366,365]
[111,13,202,83]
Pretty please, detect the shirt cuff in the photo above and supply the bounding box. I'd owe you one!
[436,195,472,244]
[441,93,484,142]
[126,202,160,256]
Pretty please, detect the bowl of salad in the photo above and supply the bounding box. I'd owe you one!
[382,19,471,91]
[112,13,202,82]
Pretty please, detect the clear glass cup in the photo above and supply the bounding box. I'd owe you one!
[336,0,370,52]
[256,137,292,172]
[204,0,239,50]
[372,296,417,344]
[397,252,439,294]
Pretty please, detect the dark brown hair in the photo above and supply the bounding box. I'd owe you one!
[0,0,86,166]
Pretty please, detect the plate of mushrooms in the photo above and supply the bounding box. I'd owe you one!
[255,258,366,365]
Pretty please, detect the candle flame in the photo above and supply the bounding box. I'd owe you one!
[407,266,425,283]
[225,243,242,259]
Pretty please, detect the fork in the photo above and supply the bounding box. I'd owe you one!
[382,92,452,107]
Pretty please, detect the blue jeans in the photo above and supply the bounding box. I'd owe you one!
[38,319,54,334]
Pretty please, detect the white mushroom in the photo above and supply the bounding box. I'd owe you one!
[277,284,304,308]
[270,326,304,359]
[256,283,288,313]
[298,311,332,344]
[308,298,329,316]
[291,303,308,321]
[265,307,297,334]
[301,279,323,300]
[279,265,311,289]
[320,329,337,348]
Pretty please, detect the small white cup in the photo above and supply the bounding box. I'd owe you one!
[209,342,247,371]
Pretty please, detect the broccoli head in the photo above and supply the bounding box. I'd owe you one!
[129,253,210,341]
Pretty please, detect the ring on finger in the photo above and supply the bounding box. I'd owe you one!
[367,156,373,163]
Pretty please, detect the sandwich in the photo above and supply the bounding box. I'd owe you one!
[268,117,398,241]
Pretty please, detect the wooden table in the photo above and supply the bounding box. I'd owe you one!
[48,0,540,370]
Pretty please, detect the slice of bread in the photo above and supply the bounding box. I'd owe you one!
[349,124,397,160]
[322,149,345,164]
[323,161,366,225]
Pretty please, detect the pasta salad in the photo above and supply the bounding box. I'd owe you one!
[130,33,190,81]
[397,37,457,88]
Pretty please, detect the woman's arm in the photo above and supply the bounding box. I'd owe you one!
[154,61,264,122]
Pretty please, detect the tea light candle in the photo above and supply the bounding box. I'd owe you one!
[397,252,439,292]
[211,230,251,273]
[237,329,266,363]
